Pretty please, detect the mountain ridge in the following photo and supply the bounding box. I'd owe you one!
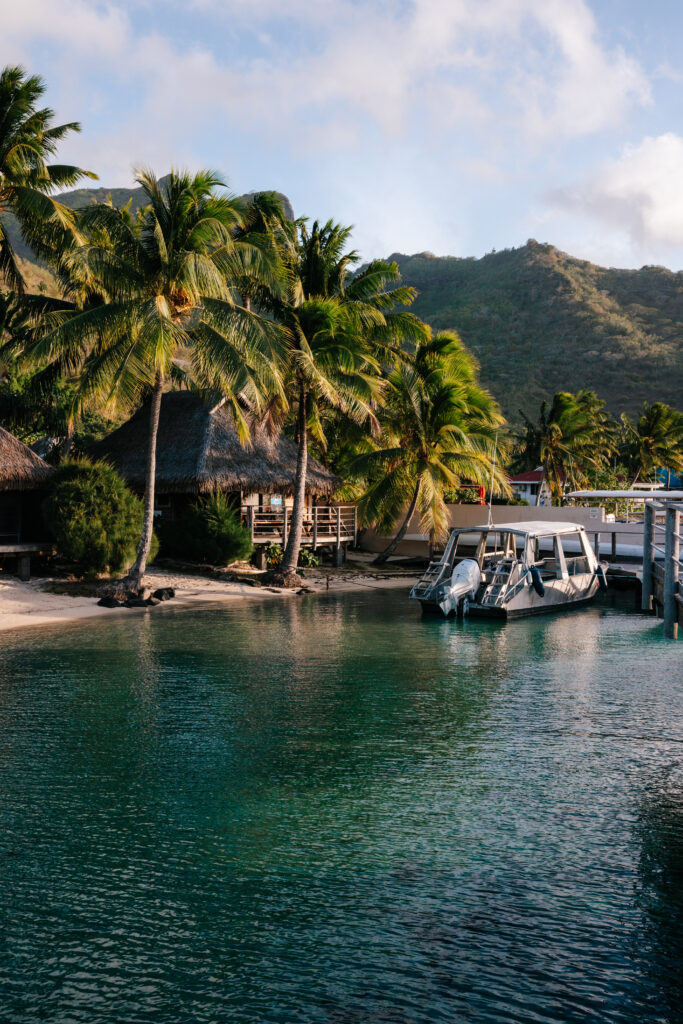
[389,240,683,419]
[5,182,682,419]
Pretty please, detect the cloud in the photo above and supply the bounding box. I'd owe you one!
[0,0,650,150]
[550,133,683,252]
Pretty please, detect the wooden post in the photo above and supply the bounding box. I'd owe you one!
[248,505,255,544]
[611,531,617,564]
[17,554,30,582]
[336,506,341,550]
[642,503,654,612]
[663,506,680,639]
[313,506,318,550]
[593,532,600,561]
[283,506,288,549]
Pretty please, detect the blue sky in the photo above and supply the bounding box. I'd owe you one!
[4,0,683,268]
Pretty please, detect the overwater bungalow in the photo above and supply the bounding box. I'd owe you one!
[0,427,54,579]
[93,391,357,557]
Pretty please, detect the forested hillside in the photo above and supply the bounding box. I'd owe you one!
[391,241,683,419]
[9,181,683,421]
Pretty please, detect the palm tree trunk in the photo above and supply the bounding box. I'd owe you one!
[373,480,420,566]
[128,371,164,589]
[60,421,75,460]
[281,384,308,577]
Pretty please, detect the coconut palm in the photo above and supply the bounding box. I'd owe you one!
[622,402,683,487]
[22,168,285,589]
[354,330,509,565]
[519,390,614,504]
[266,218,427,580]
[0,65,96,291]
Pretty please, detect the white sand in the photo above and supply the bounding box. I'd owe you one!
[0,565,418,634]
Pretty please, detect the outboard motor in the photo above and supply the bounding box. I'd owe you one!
[437,558,481,617]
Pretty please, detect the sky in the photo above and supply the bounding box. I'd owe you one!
[3,0,683,268]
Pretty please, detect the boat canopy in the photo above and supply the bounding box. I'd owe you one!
[458,521,588,538]
[566,490,683,500]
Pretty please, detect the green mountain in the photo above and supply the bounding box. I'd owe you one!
[390,241,683,419]
[6,183,682,421]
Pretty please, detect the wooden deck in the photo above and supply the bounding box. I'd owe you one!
[242,505,357,549]
[0,542,54,581]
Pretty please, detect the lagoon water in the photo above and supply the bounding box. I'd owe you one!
[0,590,682,1023]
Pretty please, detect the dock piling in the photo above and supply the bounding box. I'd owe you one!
[663,506,681,640]
[642,504,654,612]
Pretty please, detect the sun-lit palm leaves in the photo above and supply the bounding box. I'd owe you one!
[519,390,615,504]
[621,402,683,486]
[269,218,428,577]
[0,65,96,291]
[354,330,509,564]
[22,169,285,585]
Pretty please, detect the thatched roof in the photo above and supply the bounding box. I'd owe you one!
[0,427,54,492]
[93,391,341,496]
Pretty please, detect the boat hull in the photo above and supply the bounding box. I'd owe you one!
[469,574,600,619]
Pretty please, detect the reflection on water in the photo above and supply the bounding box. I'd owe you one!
[637,767,683,1021]
[0,589,681,1024]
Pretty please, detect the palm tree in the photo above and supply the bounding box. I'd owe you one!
[266,218,427,582]
[0,65,96,291]
[354,331,509,565]
[519,391,614,504]
[622,402,683,487]
[23,168,285,589]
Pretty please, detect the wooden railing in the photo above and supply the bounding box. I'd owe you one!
[242,505,357,548]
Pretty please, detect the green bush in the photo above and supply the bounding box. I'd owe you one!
[158,492,253,565]
[43,459,155,577]
[297,548,319,568]
[263,542,283,568]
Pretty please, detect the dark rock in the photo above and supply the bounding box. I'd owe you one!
[97,596,122,608]
[124,597,149,608]
[144,597,161,606]
[137,586,152,601]
[152,587,175,601]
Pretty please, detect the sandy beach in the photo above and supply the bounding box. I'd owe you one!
[0,563,419,633]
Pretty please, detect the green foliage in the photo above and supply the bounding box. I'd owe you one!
[263,542,283,568]
[297,548,319,568]
[0,65,95,290]
[517,390,615,504]
[158,492,253,566]
[388,242,683,420]
[43,459,154,578]
[354,329,509,557]
[620,402,683,484]
[444,486,483,504]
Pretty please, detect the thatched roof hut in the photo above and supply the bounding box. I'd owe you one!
[0,427,54,492]
[93,391,340,496]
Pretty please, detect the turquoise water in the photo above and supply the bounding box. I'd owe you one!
[0,591,682,1023]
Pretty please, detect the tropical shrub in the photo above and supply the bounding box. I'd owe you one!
[263,542,283,568]
[297,548,319,568]
[43,459,155,577]
[157,492,253,565]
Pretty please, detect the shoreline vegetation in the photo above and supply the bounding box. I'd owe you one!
[1,64,682,611]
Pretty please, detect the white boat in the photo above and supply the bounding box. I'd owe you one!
[409,521,608,619]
